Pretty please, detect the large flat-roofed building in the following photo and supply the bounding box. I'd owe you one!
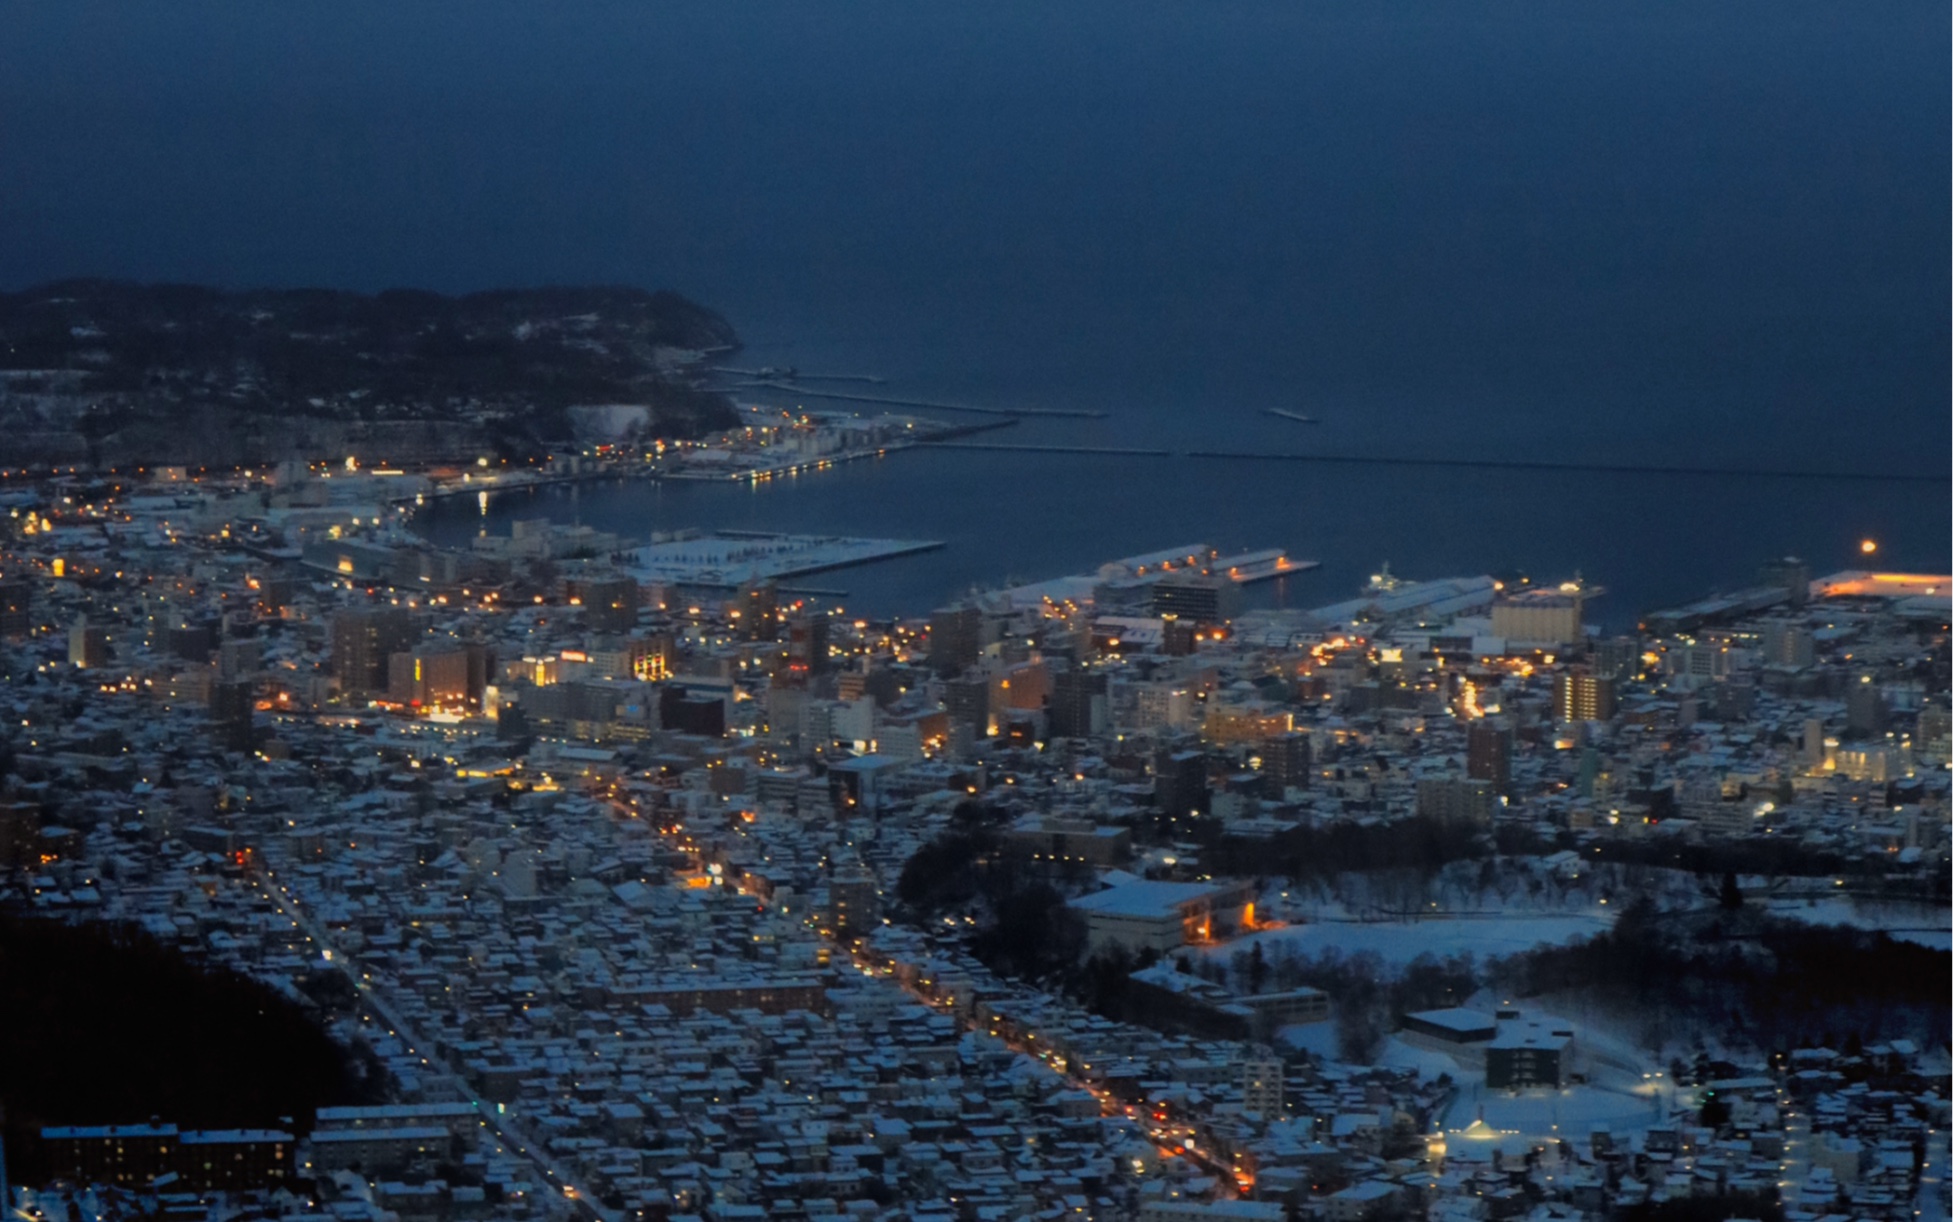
[1486,1015,1576,1088]
[314,1102,481,1136]
[38,1124,294,1191]
[1005,814,1131,867]
[1401,1008,1498,1044]
[1415,777,1496,824]
[1236,985,1330,1030]
[37,1124,177,1187]
[1068,878,1252,955]
[615,974,828,1018]
[308,1125,456,1173]
[1492,591,1584,646]
[387,644,473,709]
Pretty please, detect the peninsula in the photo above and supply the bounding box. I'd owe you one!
[0,280,743,467]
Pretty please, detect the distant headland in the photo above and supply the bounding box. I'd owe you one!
[0,280,743,468]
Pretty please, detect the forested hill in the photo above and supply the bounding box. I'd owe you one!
[0,280,742,466]
[0,911,387,1173]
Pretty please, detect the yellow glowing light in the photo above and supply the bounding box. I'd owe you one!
[1859,538,1878,555]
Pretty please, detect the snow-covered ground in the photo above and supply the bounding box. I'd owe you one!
[1211,909,1614,967]
[1280,1027,1678,1141]
[1762,896,1951,950]
[1443,1074,1676,1140]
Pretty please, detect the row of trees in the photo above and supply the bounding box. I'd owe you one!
[894,804,1087,985]
[1202,813,1490,881]
[1492,898,1952,1052]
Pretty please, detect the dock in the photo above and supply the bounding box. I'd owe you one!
[1214,548,1320,583]
[996,543,1315,611]
[619,532,944,588]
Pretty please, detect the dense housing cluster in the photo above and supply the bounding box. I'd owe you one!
[0,458,1946,1222]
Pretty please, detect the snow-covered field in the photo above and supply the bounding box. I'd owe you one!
[1211,909,1614,967]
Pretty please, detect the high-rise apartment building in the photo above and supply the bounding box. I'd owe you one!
[1553,671,1616,723]
[1241,1059,1284,1120]
[1259,731,1312,794]
[827,862,880,937]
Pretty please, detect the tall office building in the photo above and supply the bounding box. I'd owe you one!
[787,613,831,675]
[928,605,984,675]
[331,607,419,696]
[167,621,217,662]
[217,637,261,681]
[740,580,780,641]
[1845,675,1888,737]
[209,679,257,753]
[68,616,108,669]
[1151,575,1236,624]
[1048,668,1109,739]
[1916,702,1951,761]
[1802,717,1827,771]
[1553,671,1616,723]
[1758,556,1811,608]
[1160,615,1198,657]
[1467,721,1513,794]
[943,675,991,736]
[578,576,640,634]
[1154,747,1210,819]
[253,575,296,616]
[388,645,474,709]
